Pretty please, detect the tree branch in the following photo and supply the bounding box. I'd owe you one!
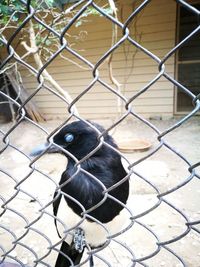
[22,20,79,116]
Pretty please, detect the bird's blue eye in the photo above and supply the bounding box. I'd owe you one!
[64,133,74,143]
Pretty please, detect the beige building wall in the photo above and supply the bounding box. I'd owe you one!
[20,0,177,120]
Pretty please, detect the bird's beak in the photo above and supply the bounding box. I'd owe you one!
[30,142,62,157]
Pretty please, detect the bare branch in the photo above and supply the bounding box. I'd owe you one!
[24,20,79,116]
[0,11,19,35]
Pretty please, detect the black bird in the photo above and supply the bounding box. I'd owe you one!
[31,121,129,267]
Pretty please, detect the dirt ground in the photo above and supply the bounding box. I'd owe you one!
[0,117,199,267]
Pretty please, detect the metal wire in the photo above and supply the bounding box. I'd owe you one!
[0,0,200,266]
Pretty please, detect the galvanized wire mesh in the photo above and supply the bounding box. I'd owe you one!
[0,0,200,267]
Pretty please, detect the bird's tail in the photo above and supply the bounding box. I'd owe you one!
[55,241,84,267]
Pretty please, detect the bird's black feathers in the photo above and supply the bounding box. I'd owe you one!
[54,241,84,267]
[34,120,129,266]
[53,121,129,222]
[53,121,117,159]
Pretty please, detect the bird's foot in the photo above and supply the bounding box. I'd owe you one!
[73,228,86,253]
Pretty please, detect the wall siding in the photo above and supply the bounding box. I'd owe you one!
[18,0,177,120]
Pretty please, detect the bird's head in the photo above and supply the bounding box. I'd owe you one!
[30,121,117,160]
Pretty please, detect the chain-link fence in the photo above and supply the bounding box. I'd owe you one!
[0,0,200,266]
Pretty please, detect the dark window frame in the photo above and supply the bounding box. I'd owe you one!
[174,1,200,114]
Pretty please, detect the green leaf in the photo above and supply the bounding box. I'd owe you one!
[45,39,51,46]
[75,20,82,27]
[12,12,21,21]
[45,0,54,8]
[0,4,13,15]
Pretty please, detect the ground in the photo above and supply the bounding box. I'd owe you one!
[0,117,199,267]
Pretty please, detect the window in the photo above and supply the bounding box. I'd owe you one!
[175,2,200,113]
